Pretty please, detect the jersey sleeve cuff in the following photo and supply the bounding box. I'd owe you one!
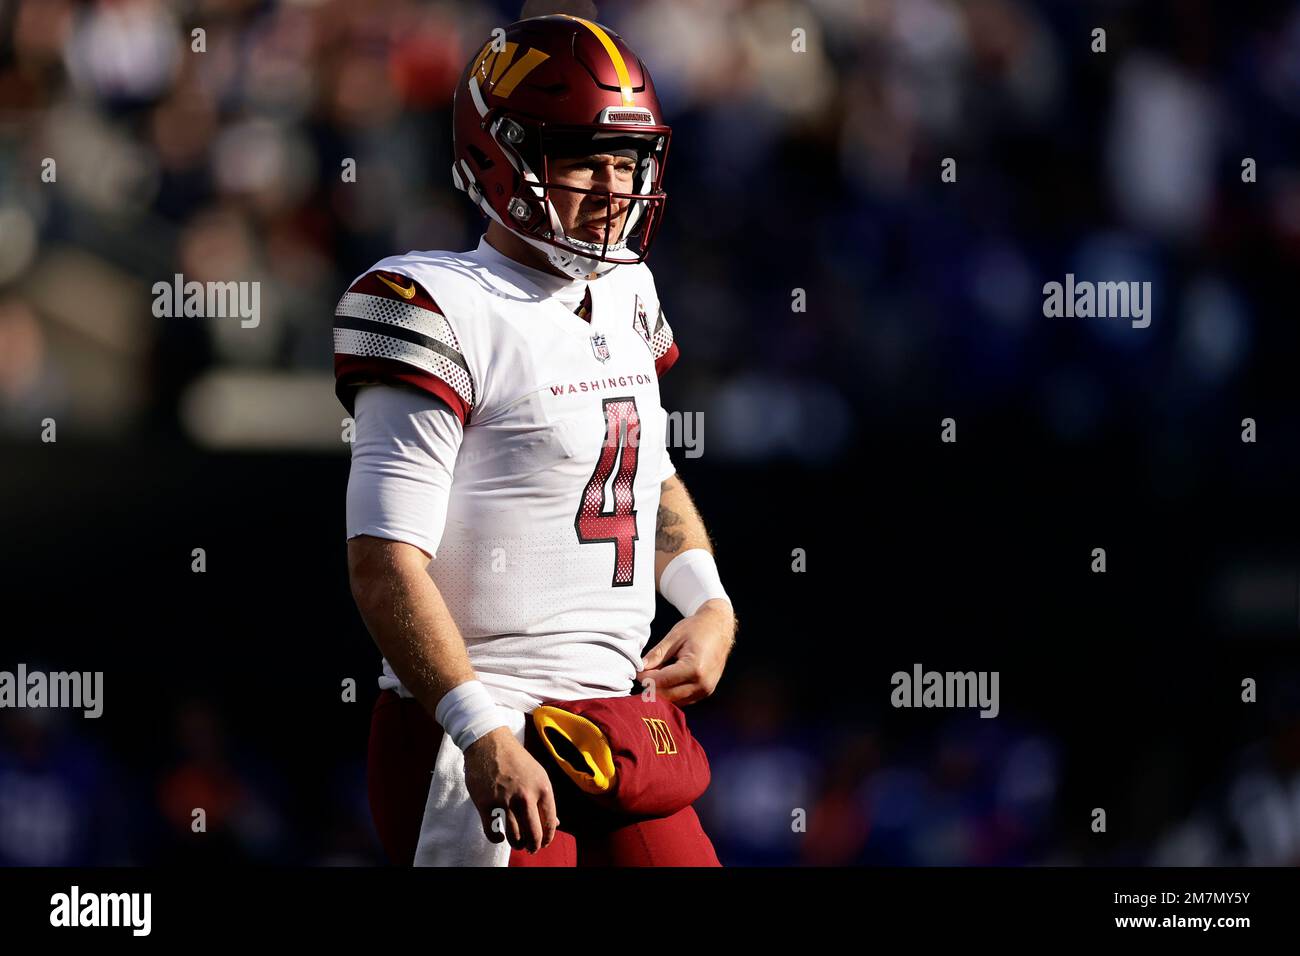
[335,354,471,424]
[654,340,679,377]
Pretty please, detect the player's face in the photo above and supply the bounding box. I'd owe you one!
[548,153,637,247]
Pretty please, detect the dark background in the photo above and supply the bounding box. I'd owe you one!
[2,0,1300,866]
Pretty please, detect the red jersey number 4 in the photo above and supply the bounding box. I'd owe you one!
[574,396,641,587]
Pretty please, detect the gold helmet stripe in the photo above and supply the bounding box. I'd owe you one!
[559,15,635,106]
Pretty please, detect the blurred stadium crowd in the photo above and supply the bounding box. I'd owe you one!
[3,0,1300,865]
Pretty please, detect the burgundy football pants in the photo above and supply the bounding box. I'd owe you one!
[367,689,720,866]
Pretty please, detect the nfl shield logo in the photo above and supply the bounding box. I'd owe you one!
[590,332,611,363]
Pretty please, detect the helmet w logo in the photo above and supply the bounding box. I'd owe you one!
[470,41,550,99]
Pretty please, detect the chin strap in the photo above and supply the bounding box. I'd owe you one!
[528,234,625,279]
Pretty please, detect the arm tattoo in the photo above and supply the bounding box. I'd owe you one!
[656,503,686,553]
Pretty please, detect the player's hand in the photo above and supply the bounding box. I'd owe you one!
[636,599,736,705]
[462,726,559,853]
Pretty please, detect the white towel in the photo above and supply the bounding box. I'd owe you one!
[414,706,528,867]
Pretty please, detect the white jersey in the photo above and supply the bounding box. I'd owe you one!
[334,236,680,713]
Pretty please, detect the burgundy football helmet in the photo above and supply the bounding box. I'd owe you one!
[451,15,671,278]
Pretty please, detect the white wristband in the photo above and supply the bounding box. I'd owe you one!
[435,679,510,751]
[659,548,731,618]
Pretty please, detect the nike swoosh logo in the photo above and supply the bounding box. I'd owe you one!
[376,273,416,299]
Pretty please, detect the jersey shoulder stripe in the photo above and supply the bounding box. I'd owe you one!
[651,305,678,376]
[333,267,476,423]
[626,263,678,377]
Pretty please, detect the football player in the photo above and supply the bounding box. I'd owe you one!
[336,15,737,866]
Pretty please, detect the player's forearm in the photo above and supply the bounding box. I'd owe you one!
[348,539,478,718]
[654,474,714,591]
